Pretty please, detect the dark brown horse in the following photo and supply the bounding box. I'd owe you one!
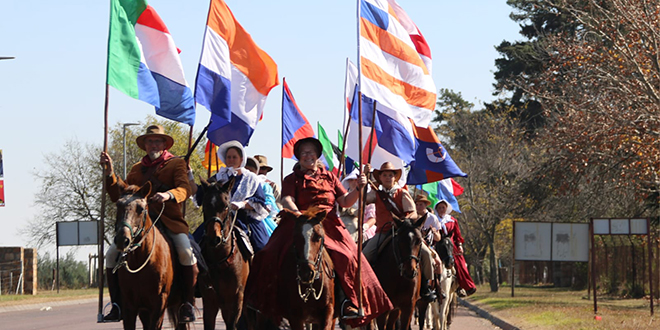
[369,217,425,330]
[252,207,335,330]
[198,177,250,330]
[113,182,188,330]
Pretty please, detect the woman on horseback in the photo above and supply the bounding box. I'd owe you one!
[434,200,477,297]
[194,140,270,252]
[245,156,279,236]
[339,169,376,243]
[245,137,392,327]
[362,162,437,303]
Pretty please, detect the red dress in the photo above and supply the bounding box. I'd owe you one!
[444,217,476,291]
[245,165,392,326]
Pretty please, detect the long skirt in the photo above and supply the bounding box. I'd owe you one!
[244,212,392,327]
[454,253,476,291]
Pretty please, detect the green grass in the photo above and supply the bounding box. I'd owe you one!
[0,288,102,307]
[466,284,657,330]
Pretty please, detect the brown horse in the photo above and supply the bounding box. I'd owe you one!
[113,182,188,330]
[251,207,335,330]
[369,217,425,330]
[198,177,250,330]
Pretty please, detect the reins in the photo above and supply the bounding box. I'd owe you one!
[113,202,166,274]
[391,224,421,279]
[295,235,327,302]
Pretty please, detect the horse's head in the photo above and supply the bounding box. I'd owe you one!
[200,176,234,246]
[285,207,328,285]
[115,182,152,251]
[391,214,426,280]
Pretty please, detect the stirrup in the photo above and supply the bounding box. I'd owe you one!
[178,302,196,324]
[101,302,121,323]
[340,300,360,320]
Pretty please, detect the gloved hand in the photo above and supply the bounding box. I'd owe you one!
[230,201,246,210]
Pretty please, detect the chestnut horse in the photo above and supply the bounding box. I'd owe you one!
[368,217,425,330]
[113,182,188,330]
[252,207,335,330]
[198,177,250,330]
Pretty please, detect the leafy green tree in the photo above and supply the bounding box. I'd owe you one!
[37,251,89,290]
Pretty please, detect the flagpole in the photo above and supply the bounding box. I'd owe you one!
[355,0,365,317]
[281,78,286,186]
[207,142,213,178]
[97,83,109,322]
[182,125,193,218]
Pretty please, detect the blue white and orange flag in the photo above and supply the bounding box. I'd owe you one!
[281,79,315,159]
[358,0,436,128]
[195,0,279,147]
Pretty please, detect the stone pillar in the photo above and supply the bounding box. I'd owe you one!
[23,248,37,295]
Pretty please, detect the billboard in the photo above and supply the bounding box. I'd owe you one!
[514,222,590,262]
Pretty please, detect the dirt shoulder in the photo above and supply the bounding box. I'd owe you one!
[464,285,656,330]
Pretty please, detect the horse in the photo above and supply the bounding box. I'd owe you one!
[113,182,189,330]
[368,217,425,330]
[250,207,335,330]
[197,177,250,330]
[431,237,459,330]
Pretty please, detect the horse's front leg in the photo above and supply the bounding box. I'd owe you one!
[399,304,415,330]
[121,309,138,330]
[203,292,220,330]
[289,318,307,330]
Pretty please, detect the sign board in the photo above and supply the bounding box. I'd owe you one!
[593,218,648,235]
[514,222,552,261]
[514,222,589,262]
[56,221,98,246]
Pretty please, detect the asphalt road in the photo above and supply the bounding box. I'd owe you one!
[0,298,500,329]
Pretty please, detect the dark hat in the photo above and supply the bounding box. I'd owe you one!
[414,194,432,206]
[254,155,273,172]
[373,162,402,185]
[136,125,174,151]
[293,137,322,159]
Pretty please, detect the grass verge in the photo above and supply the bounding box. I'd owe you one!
[465,284,656,330]
[0,288,102,307]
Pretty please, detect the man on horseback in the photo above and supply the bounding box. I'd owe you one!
[362,162,437,303]
[99,125,197,323]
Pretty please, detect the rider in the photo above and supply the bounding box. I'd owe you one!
[362,162,437,303]
[245,137,392,327]
[99,125,197,323]
[194,141,270,252]
[339,169,376,243]
[434,200,477,297]
[254,154,282,209]
[414,194,442,246]
[245,156,279,236]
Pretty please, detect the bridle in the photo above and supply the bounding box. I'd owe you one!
[391,224,421,280]
[113,202,165,274]
[293,233,327,302]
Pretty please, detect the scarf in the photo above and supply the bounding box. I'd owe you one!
[436,212,454,235]
[215,167,268,221]
[141,150,174,168]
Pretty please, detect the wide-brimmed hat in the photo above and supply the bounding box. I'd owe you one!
[293,137,322,159]
[136,125,174,151]
[414,194,432,206]
[245,157,260,173]
[254,155,273,173]
[434,199,453,216]
[217,140,247,168]
[373,162,402,185]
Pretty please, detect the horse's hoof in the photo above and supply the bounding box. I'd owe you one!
[457,288,467,297]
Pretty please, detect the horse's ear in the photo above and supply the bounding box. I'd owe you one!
[313,208,328,223]
[222,176,236,190]
[138,181,152,197]
[414,212,428,229]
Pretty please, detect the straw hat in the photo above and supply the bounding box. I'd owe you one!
[254,155,273,172]
[414,194,432,206]
[136,125,174,151]
[293,137,322,159]
[217,140,247,168]
[373,162,402,185]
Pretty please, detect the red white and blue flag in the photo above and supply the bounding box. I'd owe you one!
[195,0,279,146]
[281,79,315,159]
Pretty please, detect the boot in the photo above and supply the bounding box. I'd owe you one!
[335,276,359,320]
[420,275,437,303]
[103,268,122,322]
[178,265,197,323]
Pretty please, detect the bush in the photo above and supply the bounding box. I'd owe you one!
[37,251,89,290]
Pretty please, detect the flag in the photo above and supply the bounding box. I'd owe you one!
[107,0,195,125]
[417,178,463,213]
[195,0,278,147]
[359,0,436,128]
[0,179,4,207]
[201,141,225,172]
[281,79,315,159]
[406,126,467,184]
[317,123,339,173]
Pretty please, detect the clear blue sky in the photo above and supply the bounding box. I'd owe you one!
[0,1,521,253]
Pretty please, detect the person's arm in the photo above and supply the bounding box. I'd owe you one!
[152,159,191,203]
[454,217,465,254]
[337,173,366,207]
[280,174,301,214]
[401,189,417,219]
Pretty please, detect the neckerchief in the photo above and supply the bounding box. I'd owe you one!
[141,150,174,168]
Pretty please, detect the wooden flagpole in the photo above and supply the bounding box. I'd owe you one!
[356,91,364,316]
[281,78,286,186]
[182,125,193,217]
[337,114,352,180]
[97,83,109,322]
[207,142,213,178]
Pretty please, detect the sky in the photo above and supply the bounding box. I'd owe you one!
[0,0,522,257]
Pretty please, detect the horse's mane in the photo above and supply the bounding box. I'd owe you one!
[123,185,142,194]
[278,206,327,221]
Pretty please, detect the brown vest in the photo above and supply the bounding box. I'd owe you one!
[374,188,405,233]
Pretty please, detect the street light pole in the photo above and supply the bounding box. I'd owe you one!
[122,123,139,178]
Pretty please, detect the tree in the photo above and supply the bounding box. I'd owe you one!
[22,116,207,248]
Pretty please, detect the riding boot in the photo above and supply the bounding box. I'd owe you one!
[178,265,197,323]
[103,268,122,322]
[334,275,359,320]
[420,275,437,303]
